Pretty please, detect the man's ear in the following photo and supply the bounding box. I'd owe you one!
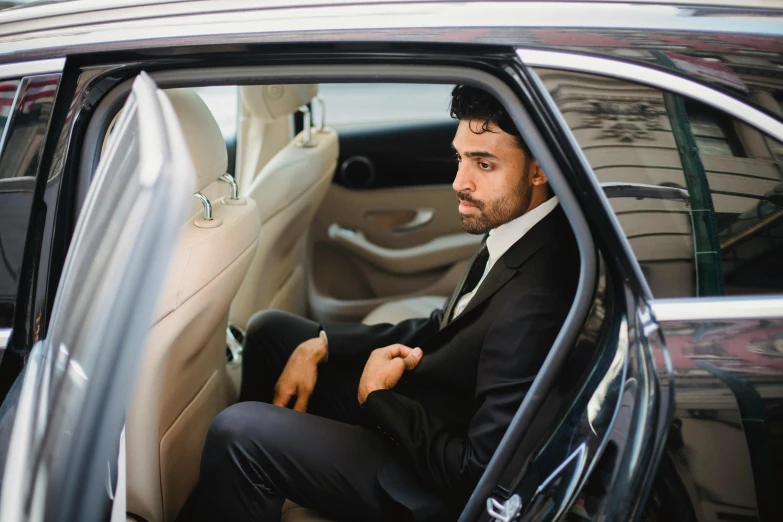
[530,161,548,186]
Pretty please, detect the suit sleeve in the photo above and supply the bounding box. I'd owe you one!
[322,307,443,362]
[360,290,569,497]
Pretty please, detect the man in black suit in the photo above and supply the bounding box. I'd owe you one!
[186,85,579,522]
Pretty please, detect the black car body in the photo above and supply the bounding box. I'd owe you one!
[0,1,781,522]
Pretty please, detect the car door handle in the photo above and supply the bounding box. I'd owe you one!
[390,209,435,233]
[364,209,436,233]
[327,223,481,274]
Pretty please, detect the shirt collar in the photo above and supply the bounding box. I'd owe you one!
[486,197,559,262]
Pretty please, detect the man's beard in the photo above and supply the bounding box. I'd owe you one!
[457,185,531,234]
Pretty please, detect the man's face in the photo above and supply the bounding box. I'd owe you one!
[451,119,531,234]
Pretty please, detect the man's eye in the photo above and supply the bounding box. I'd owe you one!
[479,162,491,170]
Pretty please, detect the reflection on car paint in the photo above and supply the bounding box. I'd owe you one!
[659,317,783,521]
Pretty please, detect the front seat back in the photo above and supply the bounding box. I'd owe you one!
[126,89,261,522]
[229,84,338,328]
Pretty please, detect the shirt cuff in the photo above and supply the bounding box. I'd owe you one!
[318,327,329,363]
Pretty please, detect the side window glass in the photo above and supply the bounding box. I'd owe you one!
[535,68,783,299]
[317,83,453,130]
[0,74,60,329]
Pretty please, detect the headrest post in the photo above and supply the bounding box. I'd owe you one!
[314,95,327,133]
[297,104,315,148]
[220,174,239,200]
[193,192,213,220]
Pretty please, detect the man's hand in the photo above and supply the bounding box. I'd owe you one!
[273,336,328,412]
[358,344,423,405]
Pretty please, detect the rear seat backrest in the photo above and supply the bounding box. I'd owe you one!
[125,89,261,522]
[229,84,338,328]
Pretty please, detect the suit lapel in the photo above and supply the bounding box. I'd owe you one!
[438,206,566,333]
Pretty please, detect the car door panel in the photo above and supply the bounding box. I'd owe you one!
[650,301,783,522]
[305,89,468,322]
[333,121,458,189]
[309,183,471,322]
[327,223,480,275]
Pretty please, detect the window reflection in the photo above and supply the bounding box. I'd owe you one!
[0,74,59,329]
[535,68,783,298]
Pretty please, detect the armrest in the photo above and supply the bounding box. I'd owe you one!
[327,223,481,274]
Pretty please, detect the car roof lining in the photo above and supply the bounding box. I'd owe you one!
[79,62,598,519]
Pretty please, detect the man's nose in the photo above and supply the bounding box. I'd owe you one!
[452,163,473,193]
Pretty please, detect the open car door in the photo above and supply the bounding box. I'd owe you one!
[0,72,194,522]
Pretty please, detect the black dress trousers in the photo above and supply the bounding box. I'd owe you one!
[176,310,416,522]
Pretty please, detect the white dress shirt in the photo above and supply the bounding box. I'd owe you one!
[451,197,560,319]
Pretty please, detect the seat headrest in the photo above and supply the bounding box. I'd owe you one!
[165,89,227,193]
[240,84,318,122]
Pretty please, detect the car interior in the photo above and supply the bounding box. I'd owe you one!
[87,76,596,522]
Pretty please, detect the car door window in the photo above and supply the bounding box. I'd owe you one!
[318,83,453,130]
[0,74,60,330]
[533,68,783,299]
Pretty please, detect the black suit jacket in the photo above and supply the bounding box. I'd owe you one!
[322,206,580,519]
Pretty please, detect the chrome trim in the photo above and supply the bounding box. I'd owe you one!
[8,0,779,26]
[0,58,64,79]
[192,192,213,220]
[219,173,239,200]
[517,49,783,143]
[297,104,314,148]
[314,95,327,132]
[535,442,588,497]
[651,297,783,322]
[486,494,522,522]
[0,327,10,351]
[2,2,783,64]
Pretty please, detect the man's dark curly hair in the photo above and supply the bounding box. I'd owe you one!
[449,84,532,160]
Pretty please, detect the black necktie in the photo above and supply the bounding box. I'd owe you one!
[440,245,489,328]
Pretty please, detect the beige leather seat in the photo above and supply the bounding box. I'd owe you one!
[126,89,261,522]
[362,295,447,325]
[230,84,338,329]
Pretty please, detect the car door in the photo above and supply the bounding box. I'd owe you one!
[306,83,477,323]
[505,49,783,521]
[0,71,194,522]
